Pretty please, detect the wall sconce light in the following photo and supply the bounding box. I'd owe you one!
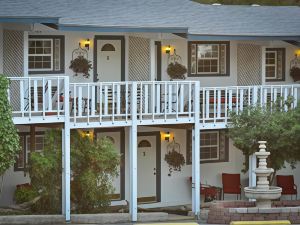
[165,45,171,55]
[84,130,91,137]
[295,49,300,57]
[164,132,171,142]
[84,39,90,50]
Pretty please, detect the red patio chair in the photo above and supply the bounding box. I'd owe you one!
[276,175,297,200]
[222,173,241,200]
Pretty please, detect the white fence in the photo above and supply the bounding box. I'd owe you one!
[7,76,300,127]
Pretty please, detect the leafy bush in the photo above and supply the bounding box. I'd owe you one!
[14,183,38,204]
[0,75,20,195]
[29,130,120,213]
[227,100,300,183]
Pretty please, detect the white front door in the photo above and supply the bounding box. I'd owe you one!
[96,39,121,82]
[137,135,156,202]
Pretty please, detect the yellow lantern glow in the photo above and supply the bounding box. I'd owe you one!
[295,49,300,57]
[165,45,171,54]
[84,39,90,50]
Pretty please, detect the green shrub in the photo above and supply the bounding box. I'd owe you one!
[29,130,120,213]
[14,184,38,204]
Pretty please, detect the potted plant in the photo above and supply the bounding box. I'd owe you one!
[69,56,92,78]
[164,149,185,173]
[290,66,300,82]
[167,62,187,80]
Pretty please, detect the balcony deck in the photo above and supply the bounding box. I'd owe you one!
[8,76,300,129]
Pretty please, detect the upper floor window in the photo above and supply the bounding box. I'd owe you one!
[186,130,229,164]
[188,42,230,77]
[265,48,285,82]
[28,35,64,74]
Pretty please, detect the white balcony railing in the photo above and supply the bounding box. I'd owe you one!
[7,76,300,127]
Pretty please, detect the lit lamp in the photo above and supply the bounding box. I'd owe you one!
[295,49,300,57]
[84,130,90,137]
[164,132,171,142]
[84,39,90,50]
[165,45,171,55]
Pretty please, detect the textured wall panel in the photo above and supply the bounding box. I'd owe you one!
[237,43,262,86]
[3,30,24,110]
[129,36,150,81]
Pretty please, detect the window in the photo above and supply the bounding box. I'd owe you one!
[265,48,285,81]
[28,36,64,74]
[189,42,229,76]
[14,133,44,171]
[186,130,229,164]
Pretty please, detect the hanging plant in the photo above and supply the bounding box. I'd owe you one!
[290,66,300,82]
[69,56,92,78]
[167,62,187,80]
[164,150,185,174]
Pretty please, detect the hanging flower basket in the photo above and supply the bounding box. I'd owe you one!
[167,62,187,80]
[290,66,300,82]
[69,56,92,78]
[164,149,185,171]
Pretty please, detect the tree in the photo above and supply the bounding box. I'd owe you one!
[227,101,300,184]
[0,75,20,194]
[29,130,120,213]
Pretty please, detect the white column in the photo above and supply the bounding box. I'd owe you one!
[23,31,28,77]
[248,153,257,201]
[150,39,156,81]
[129,82,138,221]
[261,46,266,85]
[62,76,70,221]
[192,81,201,217]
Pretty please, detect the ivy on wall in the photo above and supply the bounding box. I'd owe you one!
[0,75,20,191]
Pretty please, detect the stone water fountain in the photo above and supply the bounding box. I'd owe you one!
[244,141,282,208]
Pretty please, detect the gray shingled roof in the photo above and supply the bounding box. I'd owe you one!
[0,0,300,37]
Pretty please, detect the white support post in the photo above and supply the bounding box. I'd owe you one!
[23,31,28,77]
[150,39,156,81]
[129,82,138,222]
[192,81,201,218]
[62,77,70,222]
[248,153,257,201]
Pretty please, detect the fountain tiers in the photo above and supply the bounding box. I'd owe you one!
[244,141,282,208]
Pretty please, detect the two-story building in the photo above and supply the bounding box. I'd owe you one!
[0,0,300,222]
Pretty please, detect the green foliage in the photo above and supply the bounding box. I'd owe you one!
[29,130,62,213]
[227,99,300,183]
[193,0,300,6]
[0,75,20,176]
[14,184,38,204]
[29,130,120,213]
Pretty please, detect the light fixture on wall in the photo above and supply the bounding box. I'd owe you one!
[84,39,90,50]
[165,45,171,55]
[295,49,300,58]
[164,132,171,142]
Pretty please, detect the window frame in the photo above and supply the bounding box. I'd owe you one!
[28,35,65,75]
[186,129,229,164]
[188,41,230,77]
[14,132,45,172]
[265,48,286,82]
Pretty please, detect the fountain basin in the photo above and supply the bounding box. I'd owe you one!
[245,186,282,208]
